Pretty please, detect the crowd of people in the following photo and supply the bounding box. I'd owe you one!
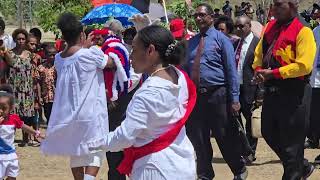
[0,0,320,180]
[213,1,272,24]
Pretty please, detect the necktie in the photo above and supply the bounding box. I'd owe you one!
[191,35,205,86]
[235,39,244,66]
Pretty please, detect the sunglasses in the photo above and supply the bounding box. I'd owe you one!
[234,24,245,29]
[193,13,210,18]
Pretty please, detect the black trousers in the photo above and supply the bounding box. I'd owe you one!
[239,97,258,155]
[307,88,320,144]
[20,116,35,143]
[186,86,246,179]
[43,102,53,125]
[106,90,135,180]
[262,84,311,180]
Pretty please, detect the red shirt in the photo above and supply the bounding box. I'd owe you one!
[0,114,24,128]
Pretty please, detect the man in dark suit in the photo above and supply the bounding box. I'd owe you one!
[234,15,263,164]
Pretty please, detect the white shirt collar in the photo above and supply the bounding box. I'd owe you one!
[243,32,254,44]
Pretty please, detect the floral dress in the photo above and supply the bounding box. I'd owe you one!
[8,50,35,117]
[31,53,42,105]
[36,63,56,103]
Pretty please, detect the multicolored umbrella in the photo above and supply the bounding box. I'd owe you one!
[81,3,141,26]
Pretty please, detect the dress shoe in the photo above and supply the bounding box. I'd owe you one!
[242,154,256,165]
[314,154,320,165]
[234,169,248,180]
[303,163,315,180]
[304,139,319,149]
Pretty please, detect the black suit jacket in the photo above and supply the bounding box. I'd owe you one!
[236,35,263,104]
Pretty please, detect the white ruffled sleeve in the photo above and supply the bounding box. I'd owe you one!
[105,92,152,152]
[128,65,142,92]
[78,46,107,71]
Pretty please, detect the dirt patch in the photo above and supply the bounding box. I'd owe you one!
[14,129,320,180]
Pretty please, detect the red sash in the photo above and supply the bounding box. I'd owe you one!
[117,70,197,175]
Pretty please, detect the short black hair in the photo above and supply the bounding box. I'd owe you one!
[123,27,137,40]
[29,28,42,41]
[0,84,14,107]
[313,3,320,10]
[123,27,137,45]
[12,28,29,42]
[0,17,5,31]
[28,33,38,41]
[197,3,214,15]
[84,26,94,37]
[57,12,83,43]
[214,15,234,34]
[44,44,57,55]
[138,25,186,66]
[214,8,220,12]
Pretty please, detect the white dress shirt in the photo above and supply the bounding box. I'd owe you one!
[0,34,15,50]
[237,32,254,84]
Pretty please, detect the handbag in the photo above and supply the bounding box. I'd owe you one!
[251,106,263,138]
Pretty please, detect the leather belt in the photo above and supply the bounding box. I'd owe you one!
[198,86,223,94]
[265,86,280,94]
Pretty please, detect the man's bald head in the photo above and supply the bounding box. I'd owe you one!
[273,0,299,24]
[289,0,299,4]
[236,16,251,27]
[289,0,299,9]
[234,15,252,38]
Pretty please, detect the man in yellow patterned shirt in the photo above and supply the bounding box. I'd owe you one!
[252,0,316,179]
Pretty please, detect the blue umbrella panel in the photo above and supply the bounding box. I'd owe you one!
[81,3,141,26]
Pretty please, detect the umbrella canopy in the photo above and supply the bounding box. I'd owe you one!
[91,0,132,7]
[146,3,174,21]
[81,3,141,26]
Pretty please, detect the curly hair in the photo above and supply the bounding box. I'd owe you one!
[214,15,234,34]
[12,28,29,42]
[57,12,83,43]
[29,28,42,41]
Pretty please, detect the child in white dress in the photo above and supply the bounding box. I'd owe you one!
[89,25,197,180]
[40,13,113,180]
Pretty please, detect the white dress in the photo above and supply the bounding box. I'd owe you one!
[41,46,109,156]
[95,67,196,180]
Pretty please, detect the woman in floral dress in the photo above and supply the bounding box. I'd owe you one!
[2,29,36,146]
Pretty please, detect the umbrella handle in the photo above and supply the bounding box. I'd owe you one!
[161,0,169,24]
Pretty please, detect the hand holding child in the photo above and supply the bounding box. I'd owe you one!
[34,130,46,142]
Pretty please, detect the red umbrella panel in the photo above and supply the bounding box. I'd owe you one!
[91,0,132,7]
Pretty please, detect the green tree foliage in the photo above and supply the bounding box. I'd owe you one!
[168,0,220,30]
[35,0,92,37]
[0,0,16,19]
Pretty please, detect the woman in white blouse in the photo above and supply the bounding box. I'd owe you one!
[90,25,197,180]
